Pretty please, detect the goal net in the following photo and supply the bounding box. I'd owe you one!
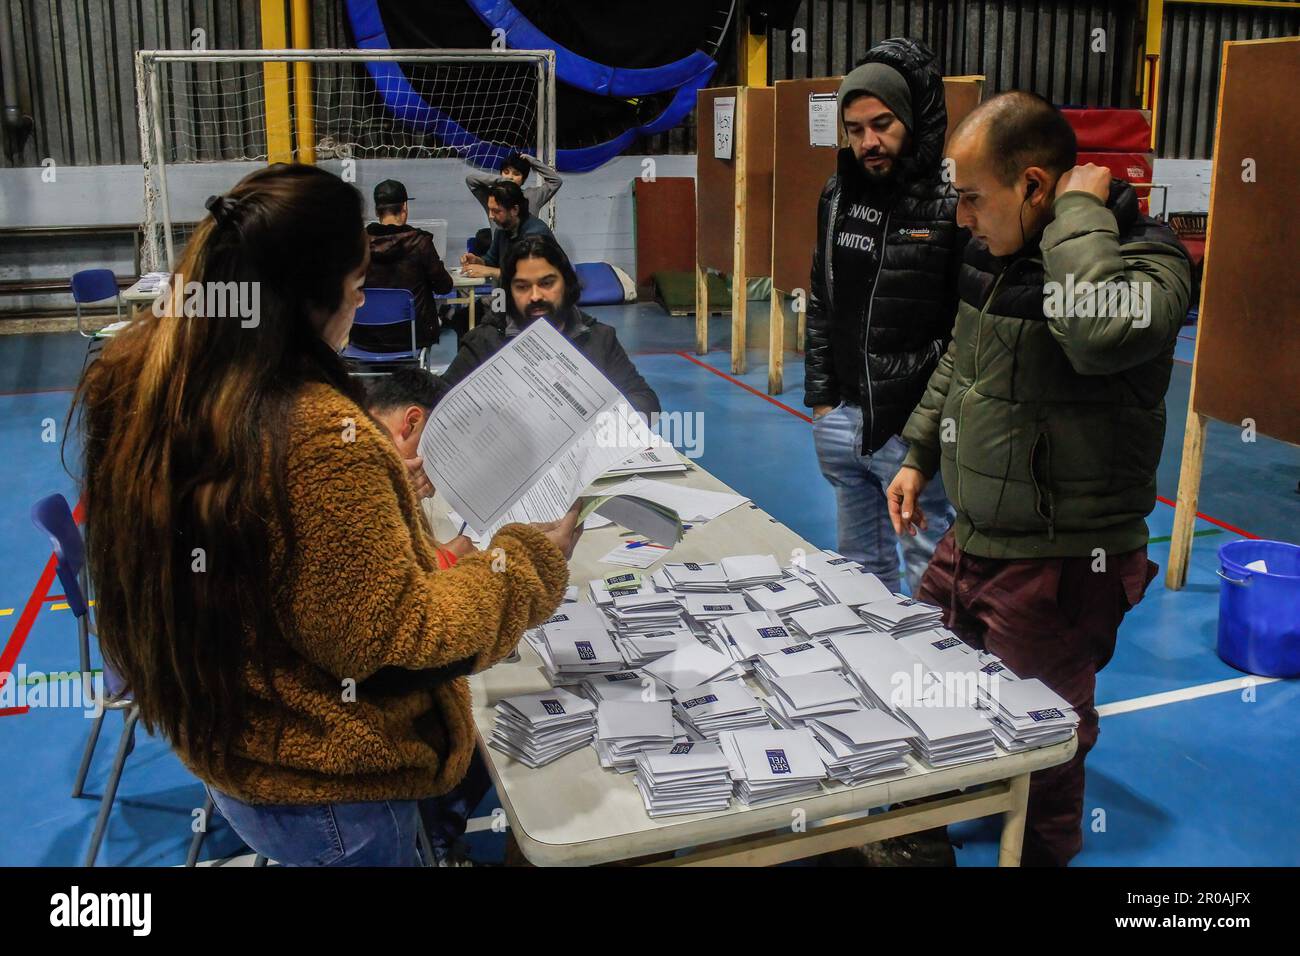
[135,49,557,271]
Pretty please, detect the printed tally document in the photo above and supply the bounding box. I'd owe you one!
[418,318,652,542]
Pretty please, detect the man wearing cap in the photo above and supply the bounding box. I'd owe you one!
[353,178,455,352]
[804,38,964,597]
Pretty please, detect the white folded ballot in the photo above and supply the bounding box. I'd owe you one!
[603,444,690,478]
[809,569,895,608]
[607,592,688,633]
[537,625,626,685]
[720,553,783,588]
[489,688,597,768]
[581,669,674,704]
[595,700,677,772]
[752,641,843,684]
[743,577,824,616]
[642,640,744,691]
[787,603,872,642]
[827,632,928,711]
[807,709,916,784]
[977,677,1079,751]
[857,596,945,635]
[634,741,734,818]
[654,562,729,592]
[680,592,751,624]
[712,610,803,661]
[895,701,996,768]
[615,629,697,668]
[672,680,771,740]
[589,574,656,605]
[718,728,827,806]
[792,549,864,577]
[763,672,866,726]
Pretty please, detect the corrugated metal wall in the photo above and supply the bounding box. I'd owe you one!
[1,0,1297,167]
[1158,0,1300,159]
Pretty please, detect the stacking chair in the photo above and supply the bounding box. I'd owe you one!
[70,269,123,339]
[341,288,425,374]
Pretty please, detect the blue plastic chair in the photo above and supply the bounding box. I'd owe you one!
[70,269,122,339]
[341,288,425,375]
[30,493,137,866]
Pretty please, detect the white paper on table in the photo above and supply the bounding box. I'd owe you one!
[418,319,651,541]
[599,542,670,569]
[808,91,838,147]
[593,476,749,523]
[600,444,688,478]
[714,95,736,159]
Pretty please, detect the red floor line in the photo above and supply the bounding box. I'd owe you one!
[1155,495,1258,539]
[0,497,85,717]
[676,351,1259,539]
[673,351,813,423]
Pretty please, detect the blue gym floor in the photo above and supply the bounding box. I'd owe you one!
[1,305,1296,866]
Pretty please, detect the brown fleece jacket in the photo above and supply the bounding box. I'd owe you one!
[179,381,569,805]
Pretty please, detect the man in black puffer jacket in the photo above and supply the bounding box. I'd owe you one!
[804,37,965,595]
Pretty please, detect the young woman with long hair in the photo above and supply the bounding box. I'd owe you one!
[73,163,580,866]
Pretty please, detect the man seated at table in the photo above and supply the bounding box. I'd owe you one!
[364,368,473,568]
[458,181,554,283]
[443,235,661,422]
[351,179,455,352]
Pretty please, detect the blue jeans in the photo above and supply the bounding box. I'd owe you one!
[812,402,955,594]
[208,752,492,867]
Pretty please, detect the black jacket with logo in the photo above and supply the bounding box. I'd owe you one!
[802,37,968,455]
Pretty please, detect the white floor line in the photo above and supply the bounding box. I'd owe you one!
[1097,675,1282,718]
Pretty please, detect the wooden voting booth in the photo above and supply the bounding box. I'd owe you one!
[694,86,775,374]
[696,76,985,395]
[1167,37,1300,589]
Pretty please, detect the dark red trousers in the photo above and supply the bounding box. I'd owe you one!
[915,531,1157,866]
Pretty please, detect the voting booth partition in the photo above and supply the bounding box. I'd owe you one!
[696,76,986,396]
[1167,37,1300,589]
[694,86,776,376]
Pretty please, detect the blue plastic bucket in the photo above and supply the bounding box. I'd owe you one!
[1216,539,1300,678]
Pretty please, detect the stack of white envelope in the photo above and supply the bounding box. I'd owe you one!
[594,700,678,772]
[633,741,734,817]
[602,593,683,633]
[791,549,864,578]
[672,680,771,739]
[977,677,1079,751]
[752,640,843,685]
[787,603,873,642]
[589,575,657,605]
[615,628,697,667]
[808,569,895,608]
[653,562,729,592]
[581,669,674,704]
[522,602,608,658]
[895,701,997,767]
[538,625,626,685]
[718,727,827,806]
[827,633,927,711]
[720,553,783,588]
[807,709,917,783]
[489,688,597,768]
[680,592,751,625]
[642,640,745,691]
[857,596,945,635]
[712,610,803,662]
[763,672,867,727]
[742,577,824,616]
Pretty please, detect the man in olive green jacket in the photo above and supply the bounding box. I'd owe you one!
[886,92,1192,866]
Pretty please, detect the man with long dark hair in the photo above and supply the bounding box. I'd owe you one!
[443,234,660,420]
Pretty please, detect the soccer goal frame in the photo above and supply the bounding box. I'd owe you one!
[135,48,558,271]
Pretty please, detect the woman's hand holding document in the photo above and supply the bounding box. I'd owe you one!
[416,319,676,547]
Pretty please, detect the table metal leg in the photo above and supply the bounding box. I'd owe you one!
[468,290,477,330]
